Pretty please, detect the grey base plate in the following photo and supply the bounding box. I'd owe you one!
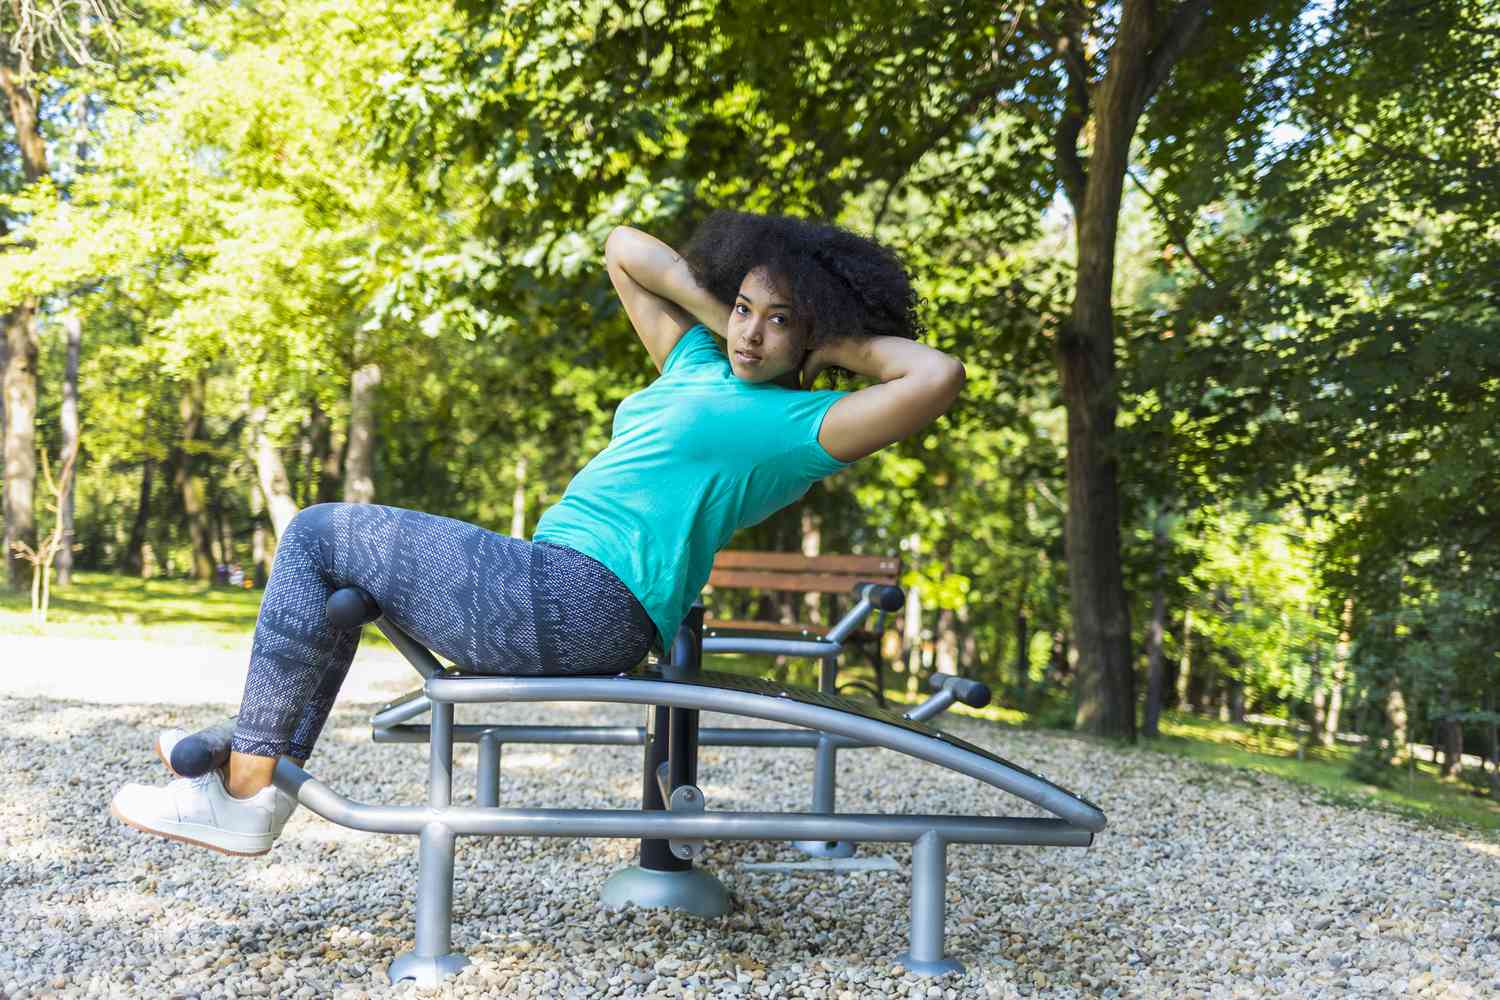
[387,951,470,986]
[601,865,731,917]
[791,838,857,859]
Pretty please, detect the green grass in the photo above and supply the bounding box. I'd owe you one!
[1136,709,1500,836]
[709,657,1500,837]
[6,573,1496,836]
[0,570,392,653]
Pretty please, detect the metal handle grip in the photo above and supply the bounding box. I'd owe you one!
[853,582,905,612]
[927,673,992,709]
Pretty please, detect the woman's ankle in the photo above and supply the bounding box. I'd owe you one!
[225,750,279,799]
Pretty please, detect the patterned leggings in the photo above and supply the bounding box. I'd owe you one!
[232,503,658,760]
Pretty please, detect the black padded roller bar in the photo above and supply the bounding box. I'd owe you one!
[169,717,238,777]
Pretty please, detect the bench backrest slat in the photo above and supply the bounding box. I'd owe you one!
[706,551,901,596]
[712,551,898,576]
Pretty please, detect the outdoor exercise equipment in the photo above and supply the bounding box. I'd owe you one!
[172,580,1107,987]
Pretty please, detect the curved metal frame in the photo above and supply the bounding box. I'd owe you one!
[423,670,1106,832]
[275,761,1094,846]
[274,599,1107,986]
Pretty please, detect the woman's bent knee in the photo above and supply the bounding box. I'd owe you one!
[286,502,343,540]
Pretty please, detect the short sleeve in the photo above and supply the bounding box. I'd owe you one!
[661,324,724,375]
[780,388,855,479]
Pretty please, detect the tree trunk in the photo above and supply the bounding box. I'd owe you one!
[957,602,978,678]
[1047,628,1070,687]
[1142,579,1168,737]
[123,458,154,576]
[1193,659,1215,715]
[1485,687,1499,797]
[934,604,958,676]
[2,53,50,592]
[174,376,216,580]
[1175,606,1194,710]
[903,583,924,676]
[1228,679,1246,725]
[902,530,923,675]
[344,361,381,504]
[1386,685,1409,765]
[318,430,343,504]
[1304,641,1325,754]
[801,504,822,627]
[221,499,237,570]
[0,319,5,465]
[1320,596,1354,746]
[1438,715,1463,779]
[511,455,528,537]
[502,454,526,537]
[297,399,322,506]
[1062,5,1140,743]
[54,313,81,585]
[55,79,92,587]
[251,406,300,539]
[250,482,270,586]
[208,488,227,568]
[1057,1,1209,742]
[1013,597,1030,704]
[1141,511,1169,737]
[3,301,39,591]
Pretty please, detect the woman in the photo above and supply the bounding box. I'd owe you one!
[110,209,966,856]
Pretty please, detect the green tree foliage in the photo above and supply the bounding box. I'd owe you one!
[0,0,1494,787]
[1127,0,1500,777]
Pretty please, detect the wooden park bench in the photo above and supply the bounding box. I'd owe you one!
[701,549,903,706]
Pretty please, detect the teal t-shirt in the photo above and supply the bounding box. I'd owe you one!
[532,323,853,662]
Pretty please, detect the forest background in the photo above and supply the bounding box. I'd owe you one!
[2,0,1496,796]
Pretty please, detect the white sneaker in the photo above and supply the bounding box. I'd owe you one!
[156,727,191,776]
[110,769,298,857]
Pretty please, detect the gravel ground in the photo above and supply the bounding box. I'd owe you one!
[2,693,1497,1000]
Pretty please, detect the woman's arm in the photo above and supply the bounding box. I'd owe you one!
[803,336,965,464]
[607,226,732,338]
[804,335,961,386]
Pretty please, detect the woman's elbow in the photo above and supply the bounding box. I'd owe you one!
[932,359,966,404]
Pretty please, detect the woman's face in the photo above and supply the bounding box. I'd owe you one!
[728,266,806,387]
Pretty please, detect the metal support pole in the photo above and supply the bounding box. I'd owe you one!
[477,733,501,807]
[644,603,705,869]
[414,822,457,956]
[812,737,837,813]
[638,703,690,873]
[793,735,856,858]
[819,654,837,693]
[430,701,453,809]
[388,700,469,985]
[898,831,963,976]
[667,703,699,790]
[601,604,727,915]
[797,654,856,856]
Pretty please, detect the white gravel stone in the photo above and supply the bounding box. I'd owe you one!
[1,693,1496,999]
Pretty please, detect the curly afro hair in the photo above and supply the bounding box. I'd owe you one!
[679,209,926,388]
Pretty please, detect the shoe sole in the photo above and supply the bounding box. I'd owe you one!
[108,800,271,858]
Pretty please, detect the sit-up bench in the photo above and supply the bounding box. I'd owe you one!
[173,582,1107,987]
